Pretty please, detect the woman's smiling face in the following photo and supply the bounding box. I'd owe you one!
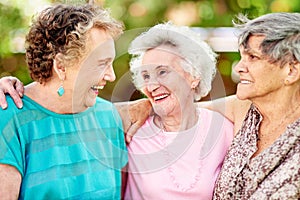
[234,35,287,102]
[70,28,116,111]
[138,45,197,117]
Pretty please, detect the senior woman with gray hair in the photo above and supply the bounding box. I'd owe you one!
[213,13,300,199]
[124,23,233,199]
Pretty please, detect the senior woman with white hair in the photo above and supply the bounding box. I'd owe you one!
[123,23,233,200]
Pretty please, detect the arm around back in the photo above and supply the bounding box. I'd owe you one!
[197,95,251,134]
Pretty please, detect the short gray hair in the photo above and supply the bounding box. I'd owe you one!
[128,22,217,101]
[234,13,300,67]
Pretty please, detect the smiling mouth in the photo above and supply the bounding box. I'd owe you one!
[91,85,104,90]
[153,94,169,101]
[240,80,252,84]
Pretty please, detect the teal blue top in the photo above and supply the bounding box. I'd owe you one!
[0,95,127,200]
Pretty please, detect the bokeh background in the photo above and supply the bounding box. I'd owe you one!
[1,0,299,102]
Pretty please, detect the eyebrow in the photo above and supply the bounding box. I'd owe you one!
[97,58,113,64]
[240,46,260,55]
[155,65,168,70]
[140,65,168,73]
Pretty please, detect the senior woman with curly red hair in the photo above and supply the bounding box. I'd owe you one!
[0,4,127,199]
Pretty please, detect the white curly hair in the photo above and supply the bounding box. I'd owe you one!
[128,22,217,101]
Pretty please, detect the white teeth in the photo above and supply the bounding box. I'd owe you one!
[154,94,168,101]
[91,85,104,90]
[240,80,251,84]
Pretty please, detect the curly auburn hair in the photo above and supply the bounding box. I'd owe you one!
[25,4,124,83]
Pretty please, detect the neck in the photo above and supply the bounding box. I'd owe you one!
[154,104,198,132]
[251,91,300,158]
[252,90,300,122]
[25,82,86,114]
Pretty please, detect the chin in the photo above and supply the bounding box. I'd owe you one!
[84,97,97,108]
[236,92,249,100]
[153,107,166,116]
[236,86,250,100]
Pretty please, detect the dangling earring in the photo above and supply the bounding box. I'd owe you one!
[57,78,65,96]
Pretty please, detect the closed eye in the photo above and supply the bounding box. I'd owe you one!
[98,58,113,66]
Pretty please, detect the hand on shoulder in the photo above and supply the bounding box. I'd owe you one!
[0,76,24,109]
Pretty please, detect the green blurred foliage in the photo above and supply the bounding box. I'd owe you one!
[1,0,300,100]
[105,0,300,28]
[0,3,24,55]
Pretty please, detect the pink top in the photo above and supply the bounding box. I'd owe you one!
[124,108,234,200]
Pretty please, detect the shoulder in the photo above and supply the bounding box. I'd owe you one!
[95,97,119,115]
[196,108,234,158]
[134,116,155,134]
[221,95,251,123]
[0,95,50,133]
[209,95,251,134]
[93,97,123,128]
[198,107,234,140]
[198,107,233,126]
[228,96,251,134]
[128,117,158,146]
[1,95,22,112]
[96,97,114,107]
[0,95,31,125]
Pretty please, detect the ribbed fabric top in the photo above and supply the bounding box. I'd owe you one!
[0,95,127,200]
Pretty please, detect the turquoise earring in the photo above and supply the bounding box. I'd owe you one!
[57,79,65,96]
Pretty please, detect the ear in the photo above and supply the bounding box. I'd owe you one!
[284,62,300,85]
[191,78,200,89]
[53,53,66,80]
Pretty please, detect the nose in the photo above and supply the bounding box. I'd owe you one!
[104,64,116,82]
[234,59,248,74]
[146,77,160,92]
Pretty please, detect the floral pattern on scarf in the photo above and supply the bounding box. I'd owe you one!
[213,104,300,200]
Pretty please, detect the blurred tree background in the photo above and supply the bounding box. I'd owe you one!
[0,0,299,101]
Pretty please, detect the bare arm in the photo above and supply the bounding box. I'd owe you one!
[0,76,24,109]
[197,95,251,134]
[0,164,22,199]
[115,95,252,142]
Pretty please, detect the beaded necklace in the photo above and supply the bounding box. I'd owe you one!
[155,112,205,192]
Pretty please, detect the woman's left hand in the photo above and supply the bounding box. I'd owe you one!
[0,76,24,109]
[115,98,152,143]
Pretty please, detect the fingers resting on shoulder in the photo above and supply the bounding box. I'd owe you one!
[0,76,24,109]
[115,99,152,143]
